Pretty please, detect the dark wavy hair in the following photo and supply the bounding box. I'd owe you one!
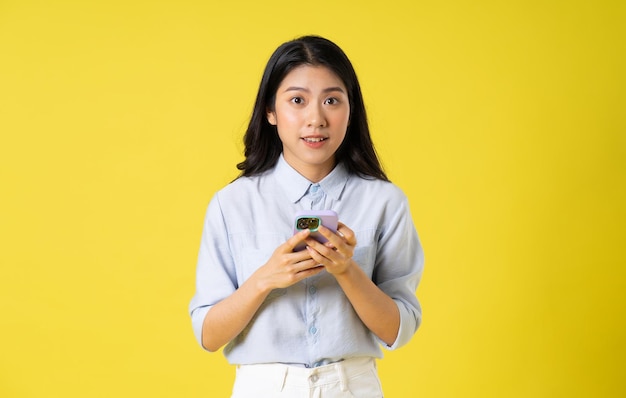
[236,35,388,181]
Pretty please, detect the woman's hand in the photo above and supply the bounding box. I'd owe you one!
[304,221,401,345]
[201,229,325,352]
[253,229,326,293]
[304,222,357,275]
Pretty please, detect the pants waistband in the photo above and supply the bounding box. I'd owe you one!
[236,357,376,389]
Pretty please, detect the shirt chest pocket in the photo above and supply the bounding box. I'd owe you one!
[237,248,273,282]
[352,228,379,277]
[237,247,288,301]
[230,232,286,281]
[352,245,376,277]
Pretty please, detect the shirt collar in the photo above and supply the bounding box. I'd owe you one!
[274,154,349,203]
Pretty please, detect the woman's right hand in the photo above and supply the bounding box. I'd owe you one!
[253,229,325,293]
[202,230,324,351]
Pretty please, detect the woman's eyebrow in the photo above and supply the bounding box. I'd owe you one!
[283,86,346,94]
[323,86,346,94]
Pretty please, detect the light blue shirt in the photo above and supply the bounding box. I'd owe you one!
[189,155,424,367]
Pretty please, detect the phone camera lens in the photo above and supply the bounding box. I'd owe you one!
[297,217,320,230]
[297,218,310,230]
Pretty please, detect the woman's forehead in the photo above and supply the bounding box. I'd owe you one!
[277,65,347,92]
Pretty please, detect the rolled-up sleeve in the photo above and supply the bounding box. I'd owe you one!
[374,195,424,350]
[188,194,237,349]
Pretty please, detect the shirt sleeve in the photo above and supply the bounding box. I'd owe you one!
[188,194,237,350]
[373,194,424,350]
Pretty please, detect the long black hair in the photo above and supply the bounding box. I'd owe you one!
[236,35,388,182]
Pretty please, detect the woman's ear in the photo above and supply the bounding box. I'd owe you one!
[266,110,277,125]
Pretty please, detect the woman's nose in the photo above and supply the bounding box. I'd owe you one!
[306,104,327,127]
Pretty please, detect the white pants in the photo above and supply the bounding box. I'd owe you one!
[231,357,384,398]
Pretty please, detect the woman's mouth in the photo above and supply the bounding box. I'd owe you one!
[302,137,327,143]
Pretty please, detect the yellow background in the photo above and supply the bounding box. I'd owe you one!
[1,0,624,396]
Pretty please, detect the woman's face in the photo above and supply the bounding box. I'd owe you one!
[267,65,350,182]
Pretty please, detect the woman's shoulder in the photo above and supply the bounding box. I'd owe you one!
[349,175,408,202]
[213,172,271,201]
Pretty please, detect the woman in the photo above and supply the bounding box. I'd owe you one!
[189,35,424,397]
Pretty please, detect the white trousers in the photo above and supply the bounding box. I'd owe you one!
[230,357,384,398]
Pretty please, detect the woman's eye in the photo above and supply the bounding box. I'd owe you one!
[325,97,338,105]
[291,97,304,104]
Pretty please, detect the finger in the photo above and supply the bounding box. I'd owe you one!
[305,239,340,264]
[336,222,357,246]
[284,229,311,252]
[315,226,353,257]
[308,238,347,259]
[316,225,341,248]
[305,237,331,254]
[306,245,328,265]
[293,264,325,281]
[292,257,320,271]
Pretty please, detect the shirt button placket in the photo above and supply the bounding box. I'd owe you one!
[306,280,319,348]
[309,285,318,336]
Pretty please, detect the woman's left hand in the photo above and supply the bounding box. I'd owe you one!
[305,222,356,275]
[306,221,401,346]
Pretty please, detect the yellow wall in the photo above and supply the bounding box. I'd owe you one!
[1,0,624,396]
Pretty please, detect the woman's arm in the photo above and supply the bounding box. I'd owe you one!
[201,229,325,351]
[332,261,400,346]
[305,223,401,346]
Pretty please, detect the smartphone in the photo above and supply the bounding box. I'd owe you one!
[293,210,338,251]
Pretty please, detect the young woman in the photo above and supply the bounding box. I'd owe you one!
[189,35,424,397]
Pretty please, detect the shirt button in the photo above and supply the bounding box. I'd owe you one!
[309,286,317,294]
[310,374,319,382]
[309,327,317,335]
